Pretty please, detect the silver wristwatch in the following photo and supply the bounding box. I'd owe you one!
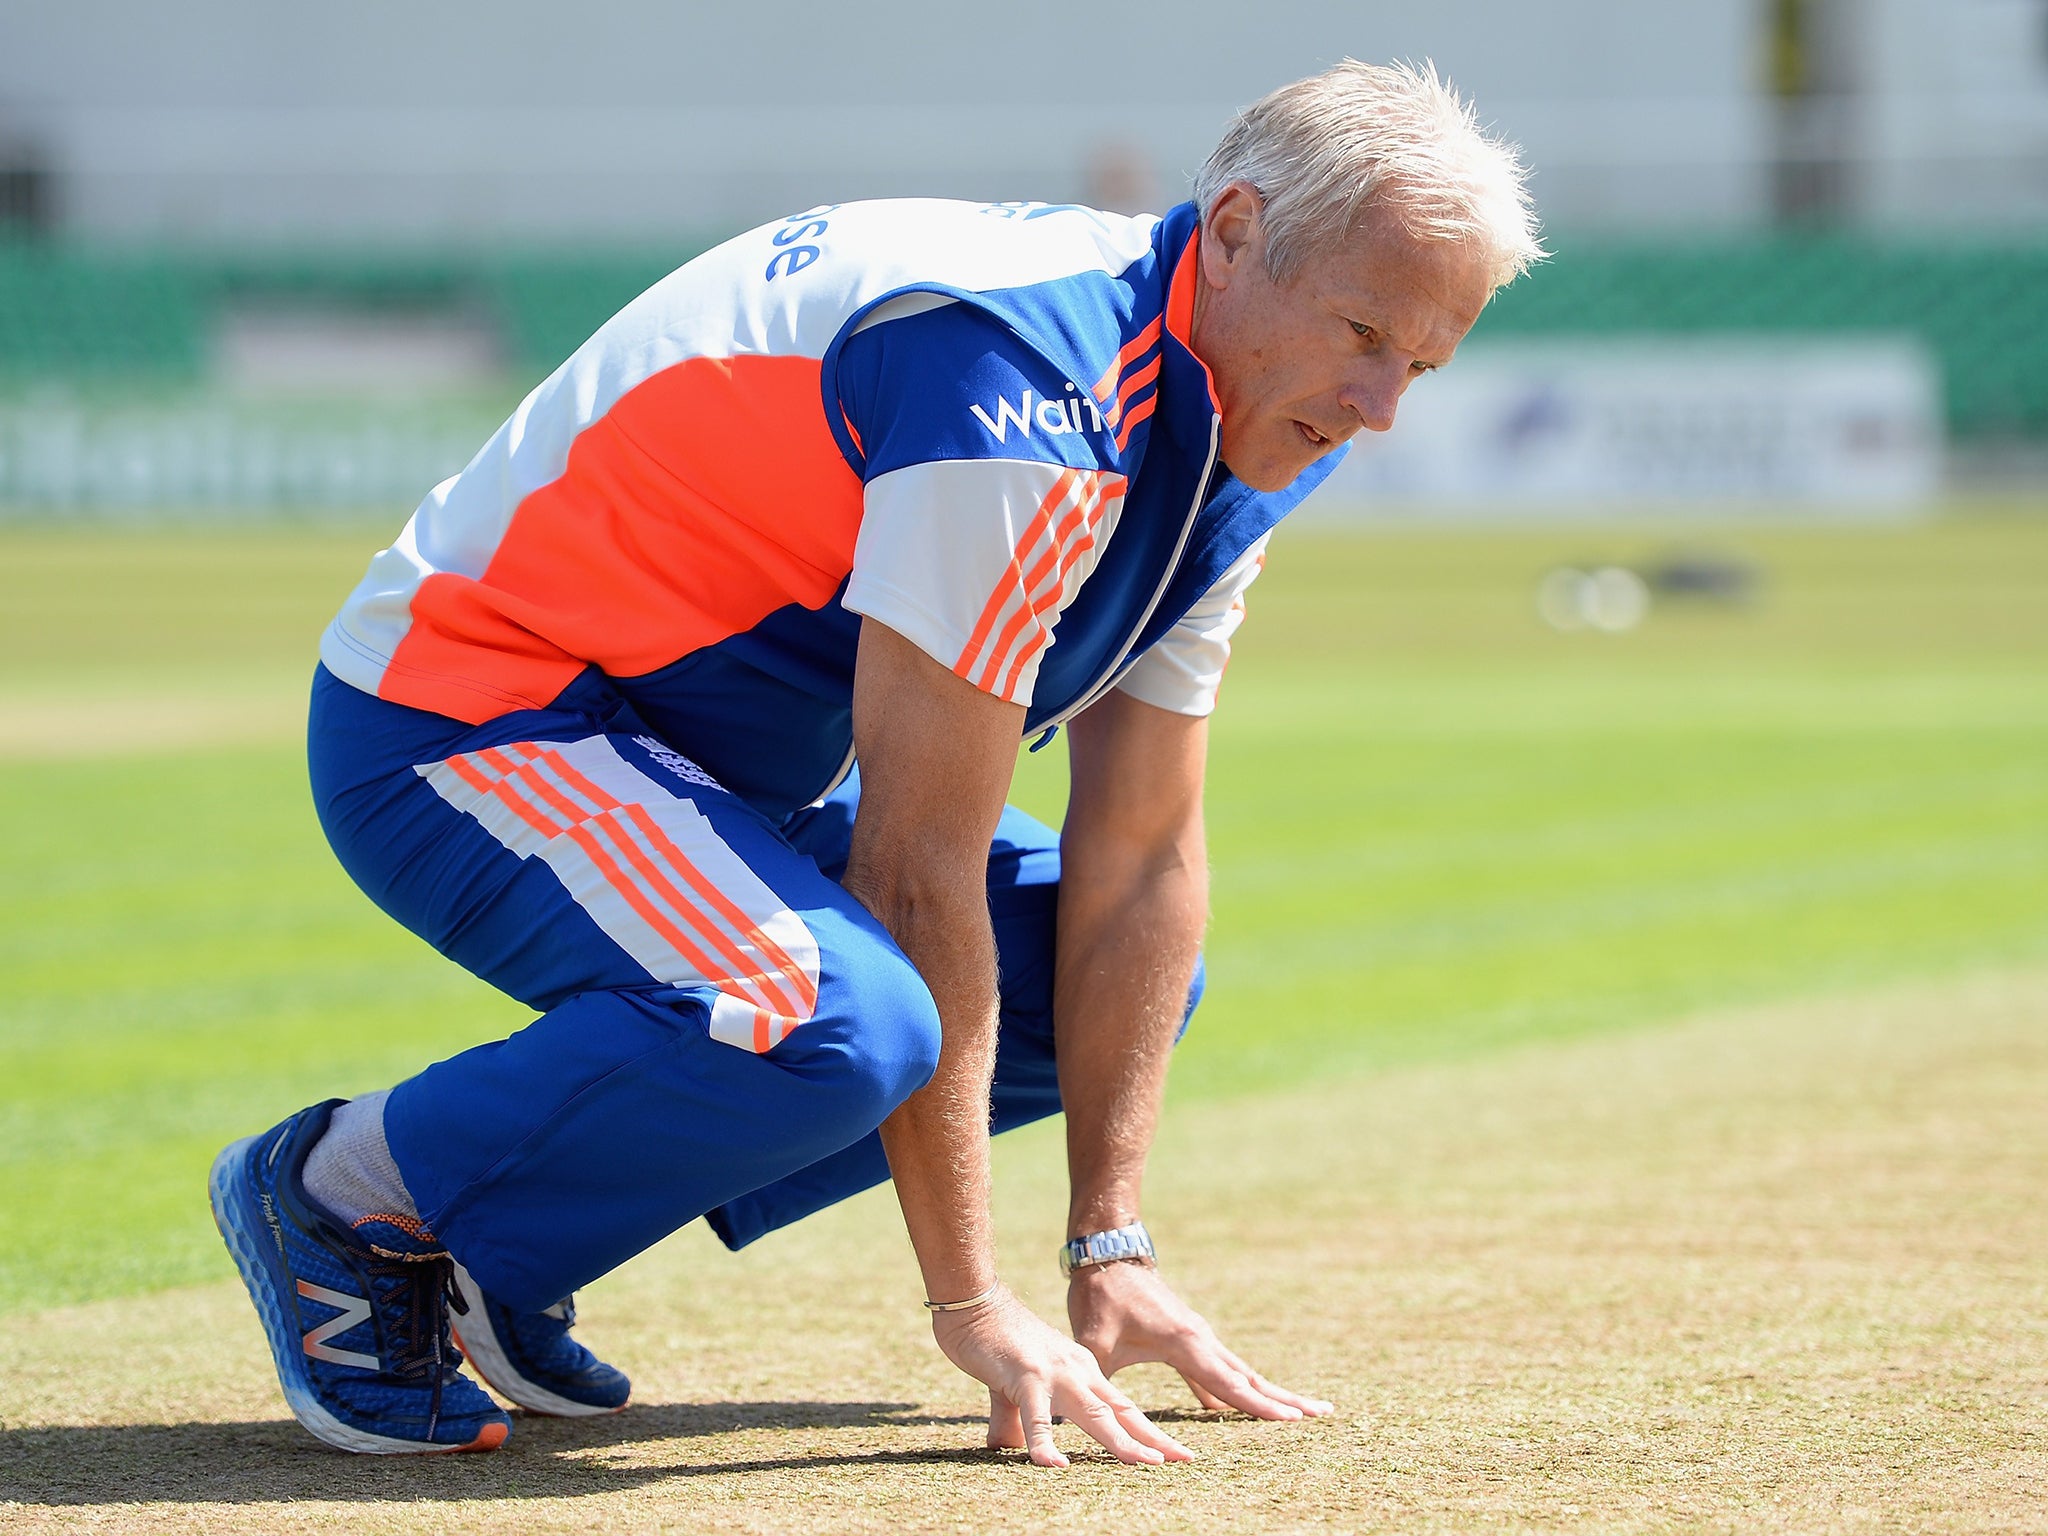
[1059,1220,1156,1277]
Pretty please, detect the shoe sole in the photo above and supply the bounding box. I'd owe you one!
[209,1135,508,1455]
[450,1264,628,1418]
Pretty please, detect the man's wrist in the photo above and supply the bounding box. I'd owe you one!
[1059,1220,1156,1277]
[924,1279,1002,1313]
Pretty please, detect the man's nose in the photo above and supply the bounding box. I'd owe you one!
[1341,357,1410,435]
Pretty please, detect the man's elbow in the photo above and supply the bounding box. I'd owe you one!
[1064,837,1211,922]
[844,843,990,934]
[1065,815,1207,888]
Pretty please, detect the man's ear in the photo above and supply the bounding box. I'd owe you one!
[1199,181,1264,291]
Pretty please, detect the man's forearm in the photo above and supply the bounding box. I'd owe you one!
[840,622,1199,1466]
[1054,850,1209,1237]
[849,864,1004,1302]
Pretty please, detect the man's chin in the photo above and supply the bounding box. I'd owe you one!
[1218,450,1314,494]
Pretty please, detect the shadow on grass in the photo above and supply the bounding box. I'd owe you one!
[0,1400,1013,1506]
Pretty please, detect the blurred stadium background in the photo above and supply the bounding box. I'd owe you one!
[3,5,2046,1525]
[6,0,2048,512]
[3,0,2046,1450]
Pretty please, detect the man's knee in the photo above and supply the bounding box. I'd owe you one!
[850,951,944,1114]
[798,946,942,1134]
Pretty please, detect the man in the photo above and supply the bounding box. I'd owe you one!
[211,59,1541,1466]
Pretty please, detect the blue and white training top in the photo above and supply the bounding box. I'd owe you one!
[321,198,1345,820]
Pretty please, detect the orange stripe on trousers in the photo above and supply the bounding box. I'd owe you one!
[559,819,784,1017]
[528,753,806,1024]
[583,809,803,1019]
[534,750,818,1016]
[446,743,812,1027]
[449,752,566,840]
[620,803,818,1011]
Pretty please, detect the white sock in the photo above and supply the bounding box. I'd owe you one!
[300,1089,423,1230]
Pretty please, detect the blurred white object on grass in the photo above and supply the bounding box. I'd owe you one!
[1538,565,1651,632]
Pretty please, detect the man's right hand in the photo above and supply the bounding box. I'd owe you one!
[930,1284,1194,1468]
[850,620,1184,1468]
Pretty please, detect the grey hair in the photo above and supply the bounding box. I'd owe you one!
[1194,59,1545,291]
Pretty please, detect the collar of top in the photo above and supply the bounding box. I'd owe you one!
[1152,200,1220,423]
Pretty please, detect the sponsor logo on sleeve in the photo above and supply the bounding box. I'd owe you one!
[970,382,1105,444]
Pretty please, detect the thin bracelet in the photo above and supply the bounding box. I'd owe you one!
[923,1281,1000,1313]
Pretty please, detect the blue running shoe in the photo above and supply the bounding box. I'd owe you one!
[209,1100,512,1454]
[450,1267,632,1416]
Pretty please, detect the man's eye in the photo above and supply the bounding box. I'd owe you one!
[1349,320,1375,340]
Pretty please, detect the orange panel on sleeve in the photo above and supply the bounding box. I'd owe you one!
[383,355,864,723]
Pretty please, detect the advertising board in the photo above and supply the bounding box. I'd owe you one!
[1317,338,1943,516]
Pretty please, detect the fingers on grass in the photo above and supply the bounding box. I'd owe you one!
[1219,1345,1334,1417]
[1181,1348,1305,1420]
[987,1388,1026,1450]
[1109,1394,1193,1462]
[1088,1376,1191,1462]
[1019,1386,1069,1469]
[1252,1374,1335,1416]
[1068,1390,1167,1465]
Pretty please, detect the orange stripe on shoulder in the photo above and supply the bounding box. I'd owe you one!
[973,479,1096,692]
[1113,353,1162,418]
[986,473,1121,695]
[1092,317,1164,401]
[1113,394,1159,453]
[1163,230,1220,413]
[954,468,1079,681]
[1164,232,1200,347]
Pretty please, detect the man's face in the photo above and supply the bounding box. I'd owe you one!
[1188,183,1495,491]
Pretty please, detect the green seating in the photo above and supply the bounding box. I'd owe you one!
[486,256,689,376]
[0,246,205,380]
[4,234,2044,437]
[1480,235,2048,435]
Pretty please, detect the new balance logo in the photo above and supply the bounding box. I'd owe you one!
[298,1279,379,1369]
[970,384,1106,444]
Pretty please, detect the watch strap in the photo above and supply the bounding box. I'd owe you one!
[1059,1220,1156,1276]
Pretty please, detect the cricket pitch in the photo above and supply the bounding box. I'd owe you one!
[3,967,2043,1534]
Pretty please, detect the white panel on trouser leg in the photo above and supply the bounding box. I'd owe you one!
[415,736,820,1054]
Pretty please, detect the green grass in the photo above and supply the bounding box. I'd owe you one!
[2,514,2046,1312]
[1173,519,2048,1091]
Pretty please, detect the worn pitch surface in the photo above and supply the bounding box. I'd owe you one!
[4,968,2042,1534]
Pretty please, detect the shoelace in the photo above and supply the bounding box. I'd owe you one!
[363,1252,470,1435]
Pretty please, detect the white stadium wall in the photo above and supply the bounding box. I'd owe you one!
[0,0,1766,242]
[1852,0,2048,227]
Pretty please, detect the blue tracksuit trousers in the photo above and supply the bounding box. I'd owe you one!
[307,666,1199,1311]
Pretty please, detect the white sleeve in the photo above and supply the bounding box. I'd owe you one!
[1114,536,1269,717]
[843,458,1127,707]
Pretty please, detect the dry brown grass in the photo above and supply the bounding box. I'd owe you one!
[4,969,2044,1534]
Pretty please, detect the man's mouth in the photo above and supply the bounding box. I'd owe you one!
[1294,421,1331,448]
